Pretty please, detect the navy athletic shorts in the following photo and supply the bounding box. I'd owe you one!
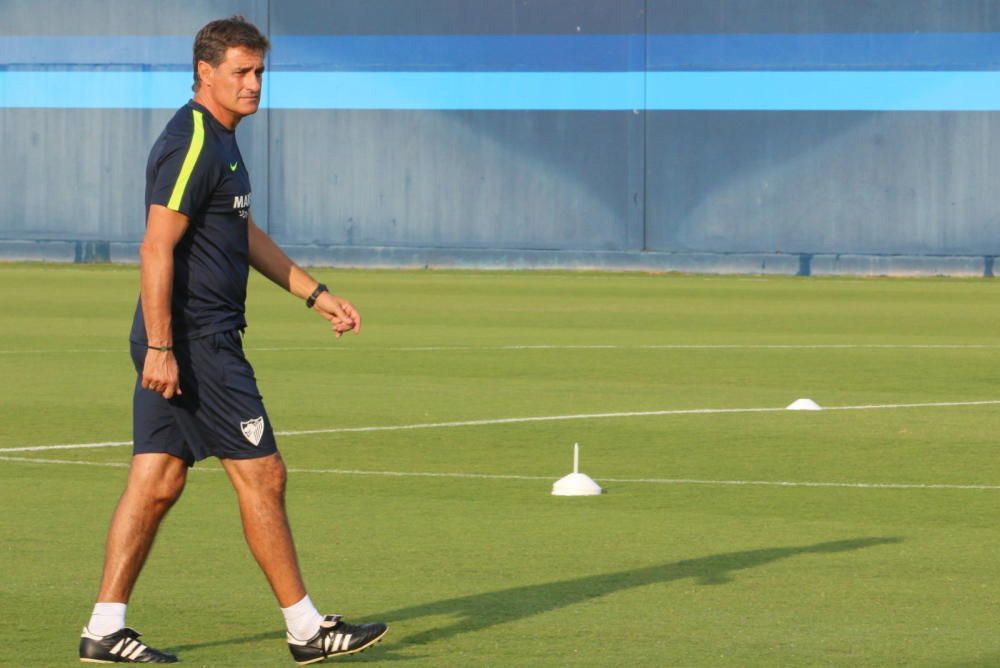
[130,329,278,467]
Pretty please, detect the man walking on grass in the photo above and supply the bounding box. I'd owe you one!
[79,16,387,664]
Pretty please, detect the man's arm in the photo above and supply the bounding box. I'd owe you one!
[140,204,190,399]
[247,213,361,337]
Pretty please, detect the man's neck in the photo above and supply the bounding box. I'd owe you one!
[192,91,241,131]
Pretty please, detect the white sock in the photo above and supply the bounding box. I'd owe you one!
[87,602,127,636]
[282,595,323,641]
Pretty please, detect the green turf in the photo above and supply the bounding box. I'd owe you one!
[2,263,1000,666]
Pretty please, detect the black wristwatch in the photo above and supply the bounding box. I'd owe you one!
[305,283,328,308]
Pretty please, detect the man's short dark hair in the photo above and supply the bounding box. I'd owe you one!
[192,15,270,91]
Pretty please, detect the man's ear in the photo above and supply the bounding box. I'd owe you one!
[197,60,214,88]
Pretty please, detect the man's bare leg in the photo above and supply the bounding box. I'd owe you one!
[79,453,187,663]
[97,453,189,603]
[223,452,389,660]
[221,452,306,607]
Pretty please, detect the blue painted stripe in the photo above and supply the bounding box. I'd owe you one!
[1,36,192,67]
[4,71,1000,111]
[0,34,642,71]
[269,72,644,110]
[645,72,1000,111]
[648,33,1000,71]
[0,72,191,109]
[273,35,645,72]
[0,71,645,110]
[4,33,1000,72]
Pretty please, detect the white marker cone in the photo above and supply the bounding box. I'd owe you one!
[552,443,602,496]
[786,398,822,411]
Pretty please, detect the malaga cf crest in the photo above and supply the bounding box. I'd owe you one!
[240,416,265,446]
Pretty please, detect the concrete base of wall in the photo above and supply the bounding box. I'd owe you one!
[280,245,808,275]
[808,253,988,277]
[0,239,992,277]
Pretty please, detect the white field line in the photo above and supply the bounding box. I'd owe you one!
[249,344,1000,352]
[1,455,998,491]
[2,343,1000,355]
[0,456,130,468]
[2,399,1000,455]
[0,439,136,453]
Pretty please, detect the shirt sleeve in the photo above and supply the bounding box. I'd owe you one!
[148,108,216,217]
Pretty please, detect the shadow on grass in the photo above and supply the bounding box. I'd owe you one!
[166,537,900,660]
[372,536,901,659]
[166,629,283,654]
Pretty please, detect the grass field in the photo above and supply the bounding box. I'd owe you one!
[3,263,1000,667]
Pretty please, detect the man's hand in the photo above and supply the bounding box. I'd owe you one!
[313,292,362,338]
[142,349,183,399]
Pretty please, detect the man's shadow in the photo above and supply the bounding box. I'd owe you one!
[375,537,901,656]
[168,537,900,658]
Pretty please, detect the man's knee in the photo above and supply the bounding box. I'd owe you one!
[253,454,288,498]
[225,453,287,499]
[126,454,187,507]
[149,475,186,507]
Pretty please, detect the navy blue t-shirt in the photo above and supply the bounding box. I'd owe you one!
[130,100,253,342]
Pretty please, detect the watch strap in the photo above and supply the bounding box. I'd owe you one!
[306,283,328,308]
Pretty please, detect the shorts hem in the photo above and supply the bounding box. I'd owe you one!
[217,447,278,462]
[131,449,198,468]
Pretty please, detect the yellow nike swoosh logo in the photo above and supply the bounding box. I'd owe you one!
[229,162,238,171]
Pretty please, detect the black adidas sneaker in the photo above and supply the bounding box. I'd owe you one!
[79,627,178,663]
[287,614,387,664]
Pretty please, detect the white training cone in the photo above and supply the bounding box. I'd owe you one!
[786,398,822,411]
[552,443,602,496]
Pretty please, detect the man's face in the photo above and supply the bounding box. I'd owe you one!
[199,46,264,118]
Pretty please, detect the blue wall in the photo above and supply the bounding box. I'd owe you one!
[2,0,999,275]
